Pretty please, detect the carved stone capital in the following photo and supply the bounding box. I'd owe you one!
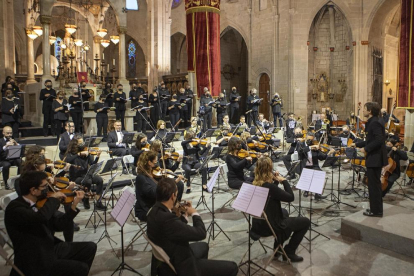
[117,26,127,34]
[93,36,102,43]
[40,15,52,25]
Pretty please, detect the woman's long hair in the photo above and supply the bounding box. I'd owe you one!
[150,140,162,153]
[137,151,157,175]
[21,156,47,175]
[135,133,147,150]
[253,157,274,187]
[228,137,242,154]
[66,134,83,155]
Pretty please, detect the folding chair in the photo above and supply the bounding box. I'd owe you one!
[240,212,291,269]
[7,175,20,191]
[146,236,176,275]
[0,192,18,211]
[122,155,135,174]
[0,229,24,276]
[125,213,149,253]
[220,164,241,210]
[391,160,412,199]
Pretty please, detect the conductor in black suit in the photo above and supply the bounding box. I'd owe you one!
[107,120,129,156]
[4,171,97,276]
[352,102,387,217]
[58,121,75,160]
[147,177,238,276]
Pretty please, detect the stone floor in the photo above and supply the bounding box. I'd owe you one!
[1,140,414,275]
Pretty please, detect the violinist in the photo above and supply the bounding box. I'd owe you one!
[285,113,296,139]
[212,125,231,160]
[59,121,76,160]
[68,88,83,133]
[107,120,130,157]
[94,94,110,140]
[1,89,22,138]
[149,87,160,126]
[168,93,181,128]
[251,157,310,263]
[185,117,201,138]
[222,114,232,130]
[181,130,210,194]
[131,133,150,166]
[282,127,306,180]
[0,126,21,189]
[382,139,408,197]
[238,115,249,131]
[53,91,69,140]
[271,92,283,128]
[65,135,106,211]
[226,137,254,189]
[135,151,159,221]
[215,92,228,126]
[4,171,97,276]
[256,113,271,130]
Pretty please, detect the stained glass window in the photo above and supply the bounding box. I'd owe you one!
[55,37,63,73]
[128,40,137,78]
[172,0,182,9]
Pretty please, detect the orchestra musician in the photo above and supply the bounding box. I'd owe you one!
[94,94,110,140]
[185,84,194,121]
[178,88,189,127]
[200,87,213,131]
[107,120,130,157]
[282,127,306,180]
[151,120,169,141]
[59,121,76,160]
[4,171,97,276]
[230,87,240,124]
[102,82,114,107]
[381,108,400,125]
[185,117,201,138]
[146,177,239,276]
[238,115,249,131]
[226,137,254,189]
[315,113,329,141]
[215,92,228,126]
[0,126,21,189]
[351,102,387,217]
[135,94,149,133]
[251,157,310,262]
[271,92,283,128]
[79,81,91,111]
[149,88,160,126]
[211,125,231,159]
[168,93,181,129]
[68,88,83,133]
[1,89,23,138]
[65,135,106,211]
[222,114,232,130]
[382,139,408,197]
[114,84,127,130]
[346,111,357,127]
[285,113,296,139]
[53,91,69,140]
[131,133,150,166]
[181,130,210,194]
[135,151,159,221]
[39,79,57,137]
[256,113,271,130]
[159,82,170,120]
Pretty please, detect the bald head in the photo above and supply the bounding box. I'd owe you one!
[3,126,13,139]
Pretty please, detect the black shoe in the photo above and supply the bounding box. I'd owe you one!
[283,253,304,262]
[202,186,209,193]
[96,202,107,211]
[363,211,383,217]
[286,175,296,180]
[83,198,90,209]
[315,194,327,200]
[303,191,309,197]
[5,185,10,190]
[73,223,80,232]
[186,188,191,194]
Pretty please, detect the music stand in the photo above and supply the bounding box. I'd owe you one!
[6,145,23,160]
[122,133,135,146]
[84,137,103,147]
[110,187,142,276]
[322,156,340,204]
[195,154,214,211]
[205,168,231,243]
[164,132,180,144]
[202,129,215,139]
[100,158,121,208]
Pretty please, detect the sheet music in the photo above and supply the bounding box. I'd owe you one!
[111,186,136,226]
[296,168,326,194]
[207,167,220,193]
[232,183,269,217]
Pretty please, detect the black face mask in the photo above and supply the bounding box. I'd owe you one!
[141,141,147,146]
[10,82,15,85]
[133,87,136,90]
[118,88,123,91]
[306,139,313,146]
[59,96,64,100]
[139,98,143,101]
[7,95,13,99]
[46,85,52,88]
[386,146,392,152]
[343,130,349,134]
[383,112,387,116]
[232,90,236,93]
[173,96,177,99]
[82,85,86,88]
[38,187,48,200]
[295,134,303,138]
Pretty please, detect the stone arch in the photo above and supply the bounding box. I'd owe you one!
[14,27,26,75]
[220,22,249,51]
[363,0,401,40]
[171,32,187,74]
[254,68,272,89]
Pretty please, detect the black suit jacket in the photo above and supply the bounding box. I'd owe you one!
[147,202,207,276]
[107,130,129,149]
[0,137,19,161]
[356,116,387,168]
[5,197,78,276]
[59,132,72,159]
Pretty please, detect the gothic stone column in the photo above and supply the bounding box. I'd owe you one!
[40,15,53,83]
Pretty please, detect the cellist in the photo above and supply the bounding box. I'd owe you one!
[382,139,408,197]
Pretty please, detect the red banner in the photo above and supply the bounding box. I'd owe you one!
[77,72,88,84]
[186,0,221,97]
[398,0,414,108]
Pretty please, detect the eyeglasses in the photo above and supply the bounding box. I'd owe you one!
[38,184,48,189]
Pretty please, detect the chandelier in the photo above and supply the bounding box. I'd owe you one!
[97,28,107,38]
[65,24,77,34]
[49,35,57,45]
[33,26,43,36]
[100,39,110,48]
[26,28,38,40]
[83,43,90,51]
[74,39,83,47]
[110,35,119,45]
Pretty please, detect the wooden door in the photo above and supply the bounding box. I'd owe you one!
[259,74,270,119]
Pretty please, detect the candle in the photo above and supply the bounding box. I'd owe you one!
[107,64,109,71]
[103,53,105,59]
[113,59,115,66]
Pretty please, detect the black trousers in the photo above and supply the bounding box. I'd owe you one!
[180,109,189,124]
[111,147,129,157]
[55,119,67,140]
[170,112,180,129]
[70,112,83,133]
[48,241,97,276]
[281,216,311,255]
[5,121,19,139]
[382,172,400,197]
[273,112,283,128]
[0,159,21,184]
[96,116,108,138]
[202,112,212,131]
[161,101,168,120]
[217,112,226,126]
[137,118,147,133]
[115,109,126,130]
[183,162,207,187]
[230,106,238,124]
[150,104,160,126]
[43,106,55,136]
[186,102,192,120]
[74,175,104,196]
[251,110,259,126]
[366,167,383,214]
[55,209,74,242]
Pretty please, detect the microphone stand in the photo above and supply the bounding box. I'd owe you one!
[134,106,156,132]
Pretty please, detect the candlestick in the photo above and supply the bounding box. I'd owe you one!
[103,53,105,59]
[113,59,115,66]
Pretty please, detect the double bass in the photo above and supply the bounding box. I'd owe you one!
[386,103,401,135]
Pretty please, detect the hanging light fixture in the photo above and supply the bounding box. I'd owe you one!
[65,24,77,35]
[49,35,57,45]
[26,28,38,40]
[83,43,90,51]
[97,28,108,38]
[74,39,83,47]
[33,26,43,36]
[100,39,110,48]
[61,42,67,49]
[110,35,119,45]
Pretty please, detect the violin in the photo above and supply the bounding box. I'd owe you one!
[190,138,208,146]
[152,167,188,181]
[258,134,272,142]
[172,200,190,217]
[36,189,94,209]
[247,141,267,150]
[53,160,80,170]
[160,151,180,160]
[237,149,258,159]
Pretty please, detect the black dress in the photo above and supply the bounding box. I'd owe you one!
[149,93,160,126]
[114,92,127,130]
[94,101,109,138]
[69,96,83,133]
[226,154,253,189]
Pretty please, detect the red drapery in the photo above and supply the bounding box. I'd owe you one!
[398,0,414,108]
[186,0,221,97]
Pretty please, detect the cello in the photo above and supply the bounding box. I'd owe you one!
[380,148,397,192]
[386,103,401,135]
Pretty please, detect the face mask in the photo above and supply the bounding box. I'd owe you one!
[232,90,236,93]
[118,88,123,91]
[141,141,147,146]
[139,98,143,101]
[383,112,387,116]
[38,187,48,199]
[7,95,13,99]
[306,139,313,146]
[343,130,349,134]
[46,85,52,88]
[106,85,111,88]
[59,96,64,99]
[173,96,177,99]
[82,85,86,88]
[386,146,392,151]
[295,134,303,138]
[10,82,15,85]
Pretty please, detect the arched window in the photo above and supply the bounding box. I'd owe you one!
[126,0,138,11]
[55,37,63,72]
[128,40,137,78]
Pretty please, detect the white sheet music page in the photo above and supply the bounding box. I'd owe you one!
[232,183,255,213]
[296,168,313,191]
[308,170,326,194]
[207,167,220,193]
[246,185,269,217]
[111,186,136,226]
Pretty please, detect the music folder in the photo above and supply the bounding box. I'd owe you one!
[232,183,269,217]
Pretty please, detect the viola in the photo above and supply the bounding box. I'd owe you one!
[54,160,80,170]
[237,149,258,159]
[36,189,95,209]
[190,138,208,146]
[152,167,188,181]
[160,152,180,161]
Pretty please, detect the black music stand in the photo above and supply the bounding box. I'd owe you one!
[164,132,180,144]
[84,136,103,147]
[85,163,107,232]
[122,133,135,146]
[6,145,24,160]
[100,158,121,208]
[195,154,214,211]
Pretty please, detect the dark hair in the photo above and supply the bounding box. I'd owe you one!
[137,151,158,173]
[66,134,83,154]
[228,137,242,153]
[44,79,52,84]
[5,76,11,83]
[25,145,45,162]
[19,171,48,195]
[365,102,381,117]
[387,138,398,146]
[99,94,106,100]
[135,133,147,149]
[21,156,47,175]
[117,84,123,88]
[4,90,13,96]
[156,177,177,202]
[65,121,74,127]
